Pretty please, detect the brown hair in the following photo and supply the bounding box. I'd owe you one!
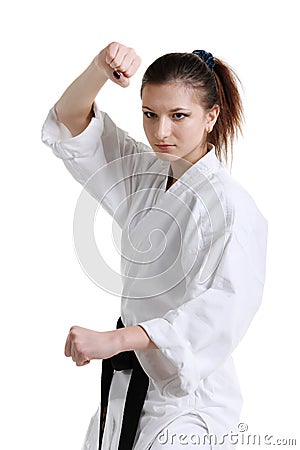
[140,52,244,168]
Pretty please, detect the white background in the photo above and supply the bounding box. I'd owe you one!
[1,0,299,448]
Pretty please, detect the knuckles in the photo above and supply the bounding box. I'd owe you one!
[69,325,79,335]
[105,42,140,69]
[106,41,119,60]
[108,41,120,48]
[65,326,91,364]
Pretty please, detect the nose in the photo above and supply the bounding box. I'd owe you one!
[154,117,171,141]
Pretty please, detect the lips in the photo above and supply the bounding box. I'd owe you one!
[155,144,175,150]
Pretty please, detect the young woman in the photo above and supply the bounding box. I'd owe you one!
[41,42,268,449]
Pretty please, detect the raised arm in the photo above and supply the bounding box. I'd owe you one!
[54,42,141,136]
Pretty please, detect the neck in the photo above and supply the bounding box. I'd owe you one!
[170,144,210,181]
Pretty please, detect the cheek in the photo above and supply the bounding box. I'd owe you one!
[143,121,151,139]
[174,123,205,149]
[143,120,154,135]
[183,119,206,136]
[174,121,200,138]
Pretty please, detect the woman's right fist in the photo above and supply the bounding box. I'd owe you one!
[94,42,141,87]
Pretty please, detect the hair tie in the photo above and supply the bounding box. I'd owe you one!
[192,50,215,71]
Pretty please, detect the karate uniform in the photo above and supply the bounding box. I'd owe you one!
[41,104,268,450]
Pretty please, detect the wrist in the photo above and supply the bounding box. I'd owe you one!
[115,326,157,353]
[93,54,108,79]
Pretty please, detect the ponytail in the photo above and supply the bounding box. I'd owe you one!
[211,58,244,168]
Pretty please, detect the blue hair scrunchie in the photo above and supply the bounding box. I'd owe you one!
[192,50,215,72]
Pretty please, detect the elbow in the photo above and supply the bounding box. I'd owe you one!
[54,102,93,137]
[161,372,200,398]
[54,101,69,124]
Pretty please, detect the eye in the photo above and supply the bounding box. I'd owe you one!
[143,111,157,119]
[173,113,188,120]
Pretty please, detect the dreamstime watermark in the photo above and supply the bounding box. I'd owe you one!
[156,422,297,446]
[72,152,227,300]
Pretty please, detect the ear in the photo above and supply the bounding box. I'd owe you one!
[206,104,220,132]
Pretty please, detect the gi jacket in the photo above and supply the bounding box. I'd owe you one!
[41,103,268,450]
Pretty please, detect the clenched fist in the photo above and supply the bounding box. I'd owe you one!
[64,325,120,366]
[94,41,142,88]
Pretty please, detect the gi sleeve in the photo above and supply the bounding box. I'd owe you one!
[41,103,156,228]
[137,203,268,397]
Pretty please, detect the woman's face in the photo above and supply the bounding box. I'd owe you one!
[142,82,219,164]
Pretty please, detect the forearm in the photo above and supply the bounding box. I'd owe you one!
[55,58,108,136]
[53,42,141,137]
[116,325,158,352]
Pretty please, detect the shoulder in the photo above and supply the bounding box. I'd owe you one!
[181,147,266,236]
[210,166,268,236]
[190,161,267,237]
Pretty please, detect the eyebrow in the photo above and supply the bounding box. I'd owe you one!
[142,106,192,112]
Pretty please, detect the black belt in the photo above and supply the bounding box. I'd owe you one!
[98,317,150,449]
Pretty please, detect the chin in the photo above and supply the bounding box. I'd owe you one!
[153,151,180,162]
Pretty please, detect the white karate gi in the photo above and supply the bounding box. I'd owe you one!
[41,103,268,450]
